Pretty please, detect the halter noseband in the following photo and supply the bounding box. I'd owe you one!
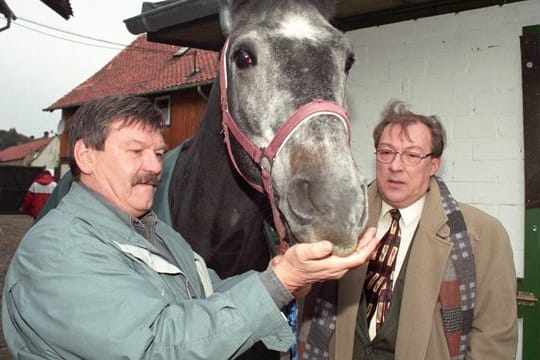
[219,38,352,247]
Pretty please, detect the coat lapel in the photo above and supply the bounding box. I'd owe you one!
[395,179,453,359]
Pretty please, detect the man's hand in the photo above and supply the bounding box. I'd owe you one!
[271,227,379,298]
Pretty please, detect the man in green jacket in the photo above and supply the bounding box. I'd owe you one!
[2,96,379,359]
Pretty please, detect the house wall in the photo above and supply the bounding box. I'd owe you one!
[59,108,76,160]
[30,136,60,172]
[159,86,209,148]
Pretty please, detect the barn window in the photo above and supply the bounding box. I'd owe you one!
[154,96,171,126]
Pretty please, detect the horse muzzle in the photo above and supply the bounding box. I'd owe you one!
[279,148,369,256]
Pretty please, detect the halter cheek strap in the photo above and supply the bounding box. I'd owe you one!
[219,38,351,246]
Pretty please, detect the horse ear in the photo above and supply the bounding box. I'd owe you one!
[309,0,337,20]
[227,0,249,13]
[219,0,252,35]
[218,0,232,36]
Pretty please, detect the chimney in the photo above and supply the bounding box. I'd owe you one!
[43,131,49,138]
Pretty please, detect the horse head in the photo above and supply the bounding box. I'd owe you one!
[219,0,368,256]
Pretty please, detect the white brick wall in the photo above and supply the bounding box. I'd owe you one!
[346,0,540,279]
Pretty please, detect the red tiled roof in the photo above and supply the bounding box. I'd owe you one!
[47,34,218,110]
[0,137,52,162]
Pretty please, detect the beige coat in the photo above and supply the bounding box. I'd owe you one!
[331,178,518,359]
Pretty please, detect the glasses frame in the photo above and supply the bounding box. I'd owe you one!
[374,148,433,166]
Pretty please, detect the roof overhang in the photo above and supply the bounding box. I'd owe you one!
[44,79,215,112]
[124,0,525,51]
[125,0,223,50]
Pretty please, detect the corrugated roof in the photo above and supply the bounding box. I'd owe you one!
[0,137,52,162]
[46,34,218,111]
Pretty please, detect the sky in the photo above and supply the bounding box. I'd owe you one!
[0,0,143,138]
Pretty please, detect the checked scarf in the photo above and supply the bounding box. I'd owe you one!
[297,177,476,359]
[435,176,476,359]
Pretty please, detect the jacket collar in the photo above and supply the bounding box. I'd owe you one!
[61,182,158,251]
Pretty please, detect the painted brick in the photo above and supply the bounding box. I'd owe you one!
[456,5,505,32]
[498,160,525,183]
[473,138,522,160]
[410,13,458,38]
[389,58,427,80]
[452,160,498,182]
[427,54,468,79]
[404,37,459,60]
[453,114,498,139]
[444,139,473,163]
[445,181,474,203]
[471,182,523,204]
[498,113,523,137]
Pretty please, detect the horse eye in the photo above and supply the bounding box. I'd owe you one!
[233,48,257,69]
[345,55,355,74]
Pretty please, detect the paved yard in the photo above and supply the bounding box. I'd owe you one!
[0,214,34,359]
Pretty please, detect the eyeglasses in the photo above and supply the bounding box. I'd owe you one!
[375,148,433,166]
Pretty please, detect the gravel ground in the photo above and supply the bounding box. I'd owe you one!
[0,214,34,359]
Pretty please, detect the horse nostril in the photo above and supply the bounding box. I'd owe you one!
[287,178,330,222]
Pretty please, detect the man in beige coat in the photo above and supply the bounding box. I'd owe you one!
[331,101,517,359]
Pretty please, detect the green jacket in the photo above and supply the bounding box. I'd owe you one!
[3,182,293,359]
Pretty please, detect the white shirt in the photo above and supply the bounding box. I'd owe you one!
[368,195,426,340]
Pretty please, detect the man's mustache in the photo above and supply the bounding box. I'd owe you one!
[131,173,160,187]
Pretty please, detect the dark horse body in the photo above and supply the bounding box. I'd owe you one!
[164,0,368,279]
[156,85,272,278]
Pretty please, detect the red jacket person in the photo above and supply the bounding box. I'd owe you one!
[20,170,57,219]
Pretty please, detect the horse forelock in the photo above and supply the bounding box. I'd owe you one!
[228,0,337,22]
[278,14,326,41]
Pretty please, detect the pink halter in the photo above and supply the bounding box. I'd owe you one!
[219,38,351,248]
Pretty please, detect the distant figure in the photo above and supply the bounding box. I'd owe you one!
[20,170,57,219]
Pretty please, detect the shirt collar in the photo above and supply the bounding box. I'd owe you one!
[380,194,426,227]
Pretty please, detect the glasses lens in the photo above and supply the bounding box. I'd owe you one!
[402,152,422,166]
[376,149,394,163]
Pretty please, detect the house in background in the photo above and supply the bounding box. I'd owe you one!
[45,34,218,175]
[0,134,59,212]
[0,133,59,171]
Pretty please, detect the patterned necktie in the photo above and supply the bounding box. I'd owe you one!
[364,209,401,329]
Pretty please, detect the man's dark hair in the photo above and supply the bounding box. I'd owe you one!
[373,100,446,158]
[68,96,164,179]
